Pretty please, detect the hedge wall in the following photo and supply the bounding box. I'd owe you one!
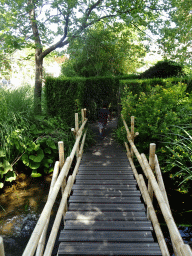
[45,76,120,124]
[119,77,192,97]
[45,77,85,126]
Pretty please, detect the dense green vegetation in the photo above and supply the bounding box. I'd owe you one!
[1,0,192,196]
[0,0,161,113]
[116,76,192,192]
[1,72,192,194]
[61,22,146,77]
[45,76,119,122]
[0,84,77,188]
[140,60,185,79]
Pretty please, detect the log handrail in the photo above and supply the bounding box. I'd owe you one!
[22,109,88,256]
[122,114,192,256]
[0,237,5,256]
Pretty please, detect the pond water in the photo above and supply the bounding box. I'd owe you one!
[0,173,62,256]
[162,225,192,255]
[0,173,191,256]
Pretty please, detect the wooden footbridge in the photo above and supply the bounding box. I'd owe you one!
[1,110,191,256]
[57,125,161,256]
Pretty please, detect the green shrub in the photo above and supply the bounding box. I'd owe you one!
[0,150,15,188]
[0,85,75,188]
[120,76,192,97]
[140,60,185,79]
[117,80,192,191]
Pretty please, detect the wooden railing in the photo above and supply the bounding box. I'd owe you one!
[15,108,88,256]
[122,114,192,256]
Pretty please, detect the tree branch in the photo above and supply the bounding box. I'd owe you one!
[28,0,42,56]
[40,2,147,59]
[81,0,103,28]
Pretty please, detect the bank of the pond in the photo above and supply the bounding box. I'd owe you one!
[0,173,62,256]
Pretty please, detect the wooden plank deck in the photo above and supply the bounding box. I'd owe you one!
[57,120,162,255]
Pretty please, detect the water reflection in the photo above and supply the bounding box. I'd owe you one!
[162,225,192,255]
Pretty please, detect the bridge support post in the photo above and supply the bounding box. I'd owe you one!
[147,143,156,219]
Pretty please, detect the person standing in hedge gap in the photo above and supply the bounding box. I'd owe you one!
[98,102,110,137]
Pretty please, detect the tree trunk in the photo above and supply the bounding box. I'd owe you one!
[34,53,43,114]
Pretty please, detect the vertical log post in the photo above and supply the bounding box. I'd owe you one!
[131,116,134,158]
[58,141,65,170]
[0,237,5,256]
[84,108,87,121]
[75,113,79,157]
[81,109,84,123]
[58,141,66,224]
[147,143,156,219]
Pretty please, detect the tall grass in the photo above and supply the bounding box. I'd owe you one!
[0,85,34,160]
[0,84,77,188]
[165,126,192,192]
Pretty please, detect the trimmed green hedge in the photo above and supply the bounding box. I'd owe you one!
[140,60,184,79]
[45,77,85,126]
[45,76,120,124]
[119,77,192,97]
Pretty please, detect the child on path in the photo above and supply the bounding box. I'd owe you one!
[98,103,110,137]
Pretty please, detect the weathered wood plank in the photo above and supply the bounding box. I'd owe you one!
[68,203,146,211]
[78,166,132,170]
[74,180,137,185]
[68,196,141,204]
[59,230,153,243]
[79,164,130,168]
[75,174,135,180]
[77,171,133,174]
[72,184,138,190]
[64,220,153,231]
[64,211,148,221]
[58,242,162,255]
[72,190,141,196]
[59,230,154,242]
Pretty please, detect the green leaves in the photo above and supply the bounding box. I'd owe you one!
[0,152,15,188]
[118,77,192,173]
[29,149,44,162]
[62,21,146,77]
[5,170,16,182]
[157,0,192,64]
[0,84,75,186]
[0,159,12,177]
[46,139,57,150]
[31,170,42,178]
[21,137,57,175]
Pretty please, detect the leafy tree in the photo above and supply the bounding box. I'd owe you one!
[0,50,12,80]
[155,0,192,66]
[62,22,146,77]
[140,60,184,78]
[0,0,163,113]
